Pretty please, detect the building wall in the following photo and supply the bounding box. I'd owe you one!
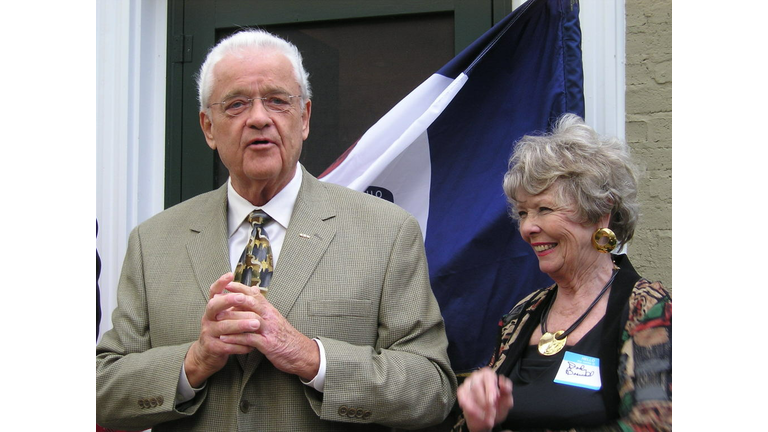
[624,0,672,288]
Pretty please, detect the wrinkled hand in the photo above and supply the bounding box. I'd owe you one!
[457,367,514,432]
[185,272,320,386]
[185,273,262,387]
[218,278,320,381]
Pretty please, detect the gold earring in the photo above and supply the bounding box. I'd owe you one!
[592,228,617,253]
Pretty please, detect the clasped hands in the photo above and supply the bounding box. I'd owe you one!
[185,272,319,387]
[456,367,514,432]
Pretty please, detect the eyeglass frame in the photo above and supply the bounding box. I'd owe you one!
[207,93,304,117]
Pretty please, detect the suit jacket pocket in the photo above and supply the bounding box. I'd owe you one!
[308,299,371,317]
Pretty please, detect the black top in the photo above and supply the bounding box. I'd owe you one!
[492,255,640,427]
[502,316,608,430]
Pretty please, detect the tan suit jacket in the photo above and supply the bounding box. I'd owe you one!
[96,168,457,431]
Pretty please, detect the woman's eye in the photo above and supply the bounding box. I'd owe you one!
[518,211,527,219]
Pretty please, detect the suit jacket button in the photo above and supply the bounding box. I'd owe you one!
[362,411,372,420]
[157,396,164,406]
[338,405,348,416]
[137,399,145,408]
[149,397,158,407]
[355,408,365,418]
[239,400,250,413]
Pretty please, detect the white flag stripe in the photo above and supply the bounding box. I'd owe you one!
[365,130,432,236]
[321,73,467,193]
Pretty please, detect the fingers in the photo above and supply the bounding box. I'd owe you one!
[457,368,510,432]
[202,274,276,350]
[186,274,272,387]
[206,274,319,379]
[215,308,258,321]
[203,275,265,341]
[209,273,266,302]
[221,279,269,299]
[187,280,257,386]
[205,291,255,319]
[206,274,266,317]
[209,272,234,298]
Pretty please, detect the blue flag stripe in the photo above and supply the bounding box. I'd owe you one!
[425,0,583,372]
[322,0,584,372]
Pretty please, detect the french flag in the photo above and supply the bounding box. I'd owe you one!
[321,0,584,373]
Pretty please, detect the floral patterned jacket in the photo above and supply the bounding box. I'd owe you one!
[452,255,672,432]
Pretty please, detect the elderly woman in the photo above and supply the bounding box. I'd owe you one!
[453,114,671,432]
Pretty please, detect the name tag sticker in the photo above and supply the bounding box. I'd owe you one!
[553,351,602,390]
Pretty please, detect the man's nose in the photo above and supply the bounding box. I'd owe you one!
[245,99,272,129]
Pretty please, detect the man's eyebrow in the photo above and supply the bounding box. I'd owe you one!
[219,90,248,101]
[259,86,293,96]
[219,87,292,101]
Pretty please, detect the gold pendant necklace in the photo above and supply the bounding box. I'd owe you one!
[537,269,618,356]
[538,330,567,356]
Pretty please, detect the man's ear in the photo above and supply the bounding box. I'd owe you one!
[301,99,311,141]
[200,110,217,150]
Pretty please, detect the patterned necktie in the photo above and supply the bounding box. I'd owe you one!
[234,210,274,294]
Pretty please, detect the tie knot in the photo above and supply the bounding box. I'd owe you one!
[248,210,271,227]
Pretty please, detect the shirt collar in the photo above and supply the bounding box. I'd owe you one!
[226,164,303,238]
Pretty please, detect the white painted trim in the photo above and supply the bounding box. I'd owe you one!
[96,0,167,341]
[580,0,626,138]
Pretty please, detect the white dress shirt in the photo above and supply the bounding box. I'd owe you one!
[178,165,327,404]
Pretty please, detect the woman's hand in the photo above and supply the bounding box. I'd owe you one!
[457,367,514,432]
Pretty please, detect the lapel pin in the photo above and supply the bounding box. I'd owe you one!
[299,233,311,239]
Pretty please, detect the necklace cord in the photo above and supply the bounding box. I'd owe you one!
[541,268,618,341]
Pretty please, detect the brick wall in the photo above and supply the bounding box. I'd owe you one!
[624,0,672,289]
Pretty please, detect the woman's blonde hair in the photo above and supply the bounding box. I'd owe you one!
[502,114,640,248]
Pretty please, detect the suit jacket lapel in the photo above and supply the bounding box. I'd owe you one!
[186,185,231,304]
[268,169,336,320]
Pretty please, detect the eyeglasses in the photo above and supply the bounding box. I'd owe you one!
[208,94,302,117]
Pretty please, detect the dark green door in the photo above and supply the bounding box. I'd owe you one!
[165,0,508,207]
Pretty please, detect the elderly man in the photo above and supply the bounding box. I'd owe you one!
[96,29,456,431]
